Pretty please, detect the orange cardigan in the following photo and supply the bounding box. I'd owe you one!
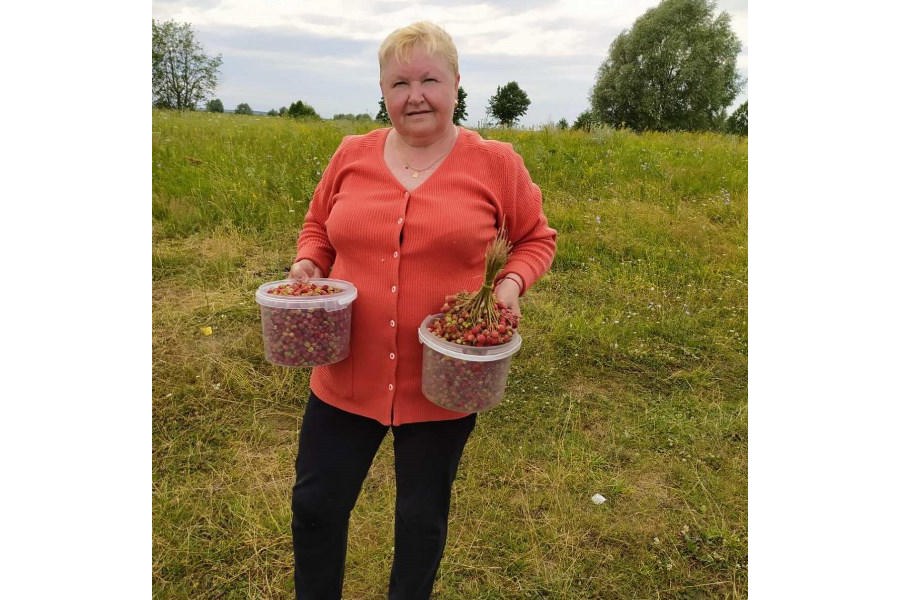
[295,127,557,425]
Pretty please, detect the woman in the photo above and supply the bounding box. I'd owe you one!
[288,21,556,599]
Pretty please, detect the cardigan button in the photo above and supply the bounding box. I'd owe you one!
[389,353,396,360]
[389,320,396,327]
[388,384,394,391]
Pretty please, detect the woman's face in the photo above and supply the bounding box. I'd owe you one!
[380,44,460,144]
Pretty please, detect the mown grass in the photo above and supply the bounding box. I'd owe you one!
[152,110,747,599]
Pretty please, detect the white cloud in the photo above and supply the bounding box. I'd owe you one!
[152,0,749,125]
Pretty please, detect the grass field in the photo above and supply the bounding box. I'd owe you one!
[152,110,747,599]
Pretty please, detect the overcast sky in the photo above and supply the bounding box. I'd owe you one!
[151,0,748,127]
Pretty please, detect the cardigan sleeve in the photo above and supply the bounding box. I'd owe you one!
[294,137,354,274]
[495,146,557,293]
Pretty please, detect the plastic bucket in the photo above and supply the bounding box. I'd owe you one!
[255,278,357,367]
[418,313,522,413]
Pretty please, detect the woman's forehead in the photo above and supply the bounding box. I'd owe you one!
[386,43,457,70]
[383,46,451,74]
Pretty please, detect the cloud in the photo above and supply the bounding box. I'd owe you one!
[153,0,749,124]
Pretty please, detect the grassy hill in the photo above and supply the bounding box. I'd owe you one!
[152,110,747,599]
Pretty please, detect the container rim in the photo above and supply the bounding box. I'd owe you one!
[418,314,522,362]
[255,278,358,311]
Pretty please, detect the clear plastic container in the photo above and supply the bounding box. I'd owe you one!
[418,314,522,413]
[255,278,357,367]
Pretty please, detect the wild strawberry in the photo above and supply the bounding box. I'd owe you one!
[427,227,520,348]
[260,280,351,367]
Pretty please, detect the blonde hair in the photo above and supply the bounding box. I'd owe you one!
[378,21,459,77]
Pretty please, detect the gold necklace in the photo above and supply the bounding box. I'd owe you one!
[403,151,451,178]
[397,127,458,178]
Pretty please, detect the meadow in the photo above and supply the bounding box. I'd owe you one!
[152,110,747,599]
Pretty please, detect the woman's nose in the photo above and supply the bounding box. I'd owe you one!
[407,82,425,103]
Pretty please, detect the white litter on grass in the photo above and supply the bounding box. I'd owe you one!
[591,493,607,505]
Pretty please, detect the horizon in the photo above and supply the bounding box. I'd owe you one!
[152,0,748,128]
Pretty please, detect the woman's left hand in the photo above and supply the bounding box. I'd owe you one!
[494,276,523,318]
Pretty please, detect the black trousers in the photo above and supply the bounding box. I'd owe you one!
[291,391,477,600]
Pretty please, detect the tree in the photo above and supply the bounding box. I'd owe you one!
[287,99,320,119]
[206,98,224,113]
[573,110,598,131]
[487,82,531,127]
[725,101,747,135]
[376,97,389,123]
[235,102,253,115]
[152,19,223,110]
[590,0,741,132]
[453,87,468,125]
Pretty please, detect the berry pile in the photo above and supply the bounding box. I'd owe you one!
[267,281,341,297]
[428,228,519,347]
[421,343,515,413]
[428,293,519,347]
[259,281,351,367]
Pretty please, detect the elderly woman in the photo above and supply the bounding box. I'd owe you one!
[288,21,556,599]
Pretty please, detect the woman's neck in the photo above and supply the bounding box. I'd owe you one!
[392,124,458,153]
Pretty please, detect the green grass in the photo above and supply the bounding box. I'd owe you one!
[153,110,747,599]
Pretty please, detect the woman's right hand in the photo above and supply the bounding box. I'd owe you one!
[289,259,323,281]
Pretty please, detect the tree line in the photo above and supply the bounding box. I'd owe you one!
[187,80,530,130]
[152,0,747,135]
